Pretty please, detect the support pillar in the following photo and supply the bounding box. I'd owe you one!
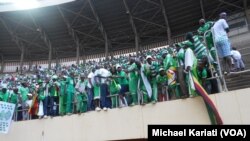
[200,0,206,19]
[20,46,24,74]
[76,38,80,65]
[48,46,52,70]
[88,0,110,59]
[104,35,109,59]
[244,0,250,26]
[28,60,33,72]
[160,0,172,45]
[123,0,140,56]
[0,56,4,73]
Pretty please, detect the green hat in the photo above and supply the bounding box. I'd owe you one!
[38,79,43,84]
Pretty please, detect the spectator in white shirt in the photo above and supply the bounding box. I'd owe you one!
[212,12,232,74]
[231,47,245,71]
[94,65,112,111]
[87,68,95,111]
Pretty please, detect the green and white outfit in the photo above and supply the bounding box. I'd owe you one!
[59,80,67,115]
[198,21,216,60]
[177,47,189,97]
[66,77,75,114]
[143,61,159,102]
[93,69,101,100]
[75,80,88,113]
[163,53,180,99]
[19,86,29,120]
[184,48,199,97]
[128,63,139,105]
[109,79,120,108]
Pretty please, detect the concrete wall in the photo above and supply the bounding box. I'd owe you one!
[0,88,250,141]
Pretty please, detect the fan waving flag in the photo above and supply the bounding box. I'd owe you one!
[28,95,39,116]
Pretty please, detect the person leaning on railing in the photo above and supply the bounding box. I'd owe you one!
[212,12,232,75]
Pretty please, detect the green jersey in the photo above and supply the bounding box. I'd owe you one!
[9,93,18,104]
[109,80,120,94]
[50,82,60,97]
[198,68,208,84]
[198,21,214,36]
[1,91,9,102]
[198,21,214,49]
[59,80,67,96]
[128,63,138,80]
[117,71,128,85]
[128,63,139,94]
[66,77,75,93]
[156,74,168,85]
[163,54,178,70]
[185,36,207,60]
[0,94,2,101]
[144,61,159,78]
[19,86,29,101]
[37,86,45,101]
[177,48,185,66]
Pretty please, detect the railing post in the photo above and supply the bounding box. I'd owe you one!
[211,29,228,92]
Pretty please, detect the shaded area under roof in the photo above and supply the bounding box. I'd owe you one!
[0,0,248,61]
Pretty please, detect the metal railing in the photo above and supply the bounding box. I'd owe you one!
[13,99,89,121]
[210,29,228,92]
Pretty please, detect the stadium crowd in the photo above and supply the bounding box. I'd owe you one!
[0,12,245,121]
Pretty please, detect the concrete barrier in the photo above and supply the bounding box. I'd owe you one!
[0,88,250,141]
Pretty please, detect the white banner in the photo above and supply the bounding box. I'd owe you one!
[0,102,15,134]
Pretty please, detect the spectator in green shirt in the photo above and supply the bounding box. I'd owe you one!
[116,65,129,107]
[1,88,9,102]
[156,68,168,101]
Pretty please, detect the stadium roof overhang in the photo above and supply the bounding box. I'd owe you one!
[0,0,248,61]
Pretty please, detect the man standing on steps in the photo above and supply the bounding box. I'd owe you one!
[94,65,112,111]
[93,66,101,111]
[116,65,129,107]
[75,74,87,113]
[143,56,159,103]
[126,58,139,106]
[183,42,198,98]
[49,75,60,117]
[19,80,30,120]
[59,75,67,116]
[198,19,216,60]
[212,12,232,75]
[87,68,95,111]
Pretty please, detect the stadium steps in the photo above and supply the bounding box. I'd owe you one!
[226,31,250,91]
[225,70,250,91]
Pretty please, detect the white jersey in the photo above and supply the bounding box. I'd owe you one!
[94,68,111,84]
[87,72,95,88]
[212,19,229,41]
[231,50,241,60]
[75,80,86,93]
[185,48,196,70]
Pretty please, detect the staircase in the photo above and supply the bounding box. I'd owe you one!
[225,70,250,91]
[224,30,250,91]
